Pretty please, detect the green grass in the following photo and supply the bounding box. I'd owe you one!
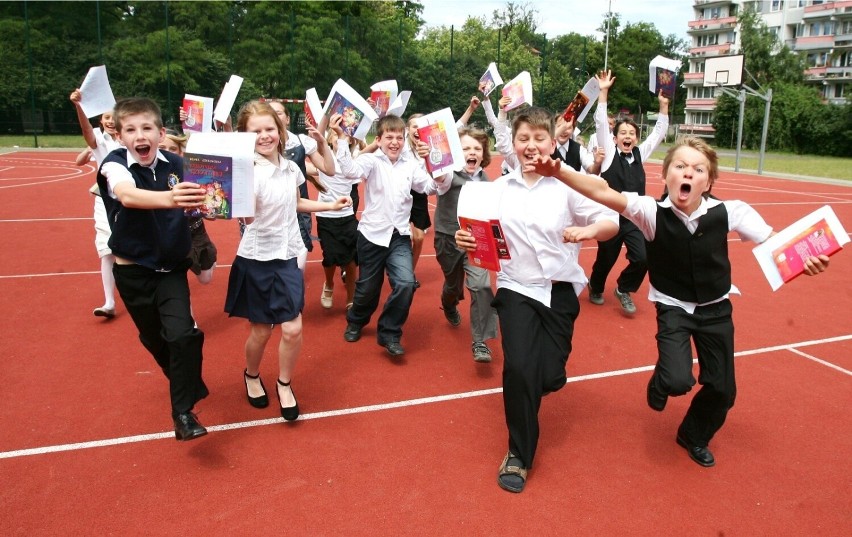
[651,145,852,182]
[0,134,86,149]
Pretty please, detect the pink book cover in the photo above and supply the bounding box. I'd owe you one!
[417,121,453,175]
[182,98,205,133]
[457,217,511,271]
[370,90,392,117]
[771,219,841,283]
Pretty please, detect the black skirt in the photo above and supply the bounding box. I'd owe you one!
[316,214,358,268]
[409,190,432,230]
[225,256,304,324]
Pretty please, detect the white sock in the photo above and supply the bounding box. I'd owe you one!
[101,255,116,309]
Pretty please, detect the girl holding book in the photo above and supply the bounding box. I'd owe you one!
[226,101,350,420]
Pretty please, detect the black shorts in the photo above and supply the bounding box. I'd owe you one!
[409,191,431,230]
[316,214,358,268]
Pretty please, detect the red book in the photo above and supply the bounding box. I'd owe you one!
[771,219,842,283]
[458,217,511,271]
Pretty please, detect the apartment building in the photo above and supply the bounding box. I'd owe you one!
[683,0,852,138]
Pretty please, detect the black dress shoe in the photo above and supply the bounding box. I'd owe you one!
[174,412,208,441]
[384,341,405,357]
[676,434,715,467]
[276,379,299,421]
[647,376,667,411]
[344,323,362,342]
[244,369,269,409]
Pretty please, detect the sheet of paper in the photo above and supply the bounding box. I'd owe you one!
[387,90,411,118]
[185,132,257,217]
[213,74,244,123]
[457,180,505,222]
[304,88,323,127]
[79,65,117,118]
[322,79,378,140]
[478,62,504,97]
[414,108,464,178]
[501,71,533,111]
[752,205,848,291]
[562,77,600,125]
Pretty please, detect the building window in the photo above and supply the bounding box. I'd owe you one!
[771,0,784,12]
[795,23,805,38]
[835,84,845,99]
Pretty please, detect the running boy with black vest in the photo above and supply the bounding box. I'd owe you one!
[97,97,210,441]
[527,136,830,467]
[589,70,669,315]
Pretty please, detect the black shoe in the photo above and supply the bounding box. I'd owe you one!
[676,434,715,467]
[174,412,208,441]
[414,279,421,289]
[344,323,362,342]
[443,306,461,327]
[384,341,405,357]
[244,369,269,409]
[277,379,299,421]
[646,376,667,411]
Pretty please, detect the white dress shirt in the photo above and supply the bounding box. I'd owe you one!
[237,154,306,262]
[595,103,669,173]
[494,170,619,307]
[336,144,451,247]
[623,192,773,313]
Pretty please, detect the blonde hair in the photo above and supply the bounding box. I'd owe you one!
[236,100,287,155]
[662,136,719,196]
[512,107,554,140]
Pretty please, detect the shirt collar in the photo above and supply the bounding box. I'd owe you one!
[127,149,168,169]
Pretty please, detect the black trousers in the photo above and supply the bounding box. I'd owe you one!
[113,262,208,418]
[589,218,647,294]
[493,283,578,469]
[650,300,736,447]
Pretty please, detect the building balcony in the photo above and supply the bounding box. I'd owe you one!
[683,72,707,85]
[794,35,836,51]
[826,66,852,80]
[804,66,829,79]
[687,16,737,32]
[678,124,716,135]
[803,1,852,19]
[688,43,733,56]
[692,0,729,8]
[685,98,718,110]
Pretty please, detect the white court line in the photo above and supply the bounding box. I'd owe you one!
[786,347,852,376]
[1,334,849,460]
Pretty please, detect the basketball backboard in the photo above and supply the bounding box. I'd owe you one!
[703,54,744,87]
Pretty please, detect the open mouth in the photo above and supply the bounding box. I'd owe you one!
[136,144,152,159]
[678,182,692,200]
[465,157,478,168]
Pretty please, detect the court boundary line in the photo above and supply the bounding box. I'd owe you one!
[2,334,849,461]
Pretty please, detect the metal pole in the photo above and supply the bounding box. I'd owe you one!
[757,88,772,175]
[735,89,745,172]
[96,0,103,63]
[449,25,454,109]
[497,26,501,67]
[604,0,612,70]
[344,14,350,79]
[397,15,403,82]
[24,0,38,147]
[164,1,172,120]
[539,39,546,96]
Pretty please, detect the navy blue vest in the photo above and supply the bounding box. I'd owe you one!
[601,146,646,195]
[646,203,732,303]
[96,149,191,271]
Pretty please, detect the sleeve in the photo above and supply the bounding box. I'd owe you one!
[298,134,319,155]
[336,142,371,180]
[411,162,449,196]
[726,200,773,244]
[481,98,498,128]
[638,114,669,162]
[570,189,619,229]
[100,161,134,199]
[621,192,659,241]
[594,103,616,173]
[578,145,595,174]
[493,118,518,170]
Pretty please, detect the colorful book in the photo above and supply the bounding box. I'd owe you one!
[304,88,323,128]
[183,154,233,219]
[501,71,533,111]
[184,132,257,218]
[561,77,599,124]
[752,205,848,291]
[370,80,397,117]
[458,217,511,271]
[414,108,464,178]
[649,55,681,98]
[478,62,503,97]
[322,79,378,140]
[182,94,214,133]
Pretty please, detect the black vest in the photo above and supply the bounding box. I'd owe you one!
[646,203,732,304]
[551,139,582,172]
[601,146,645,195]
[96,149,191,271]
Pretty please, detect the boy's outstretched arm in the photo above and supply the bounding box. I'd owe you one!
[526,154,628,214]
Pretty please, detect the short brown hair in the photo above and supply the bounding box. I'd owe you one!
[377,115,406,138]
[458,127,492,169]
[512,106,554,140]
[613,118,639,138]
[113,98,163,132]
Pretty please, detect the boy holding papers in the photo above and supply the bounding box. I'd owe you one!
[526,136,830,468]
[455,107,619,493]
[97,97,210,441]
[335,115,452,357]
